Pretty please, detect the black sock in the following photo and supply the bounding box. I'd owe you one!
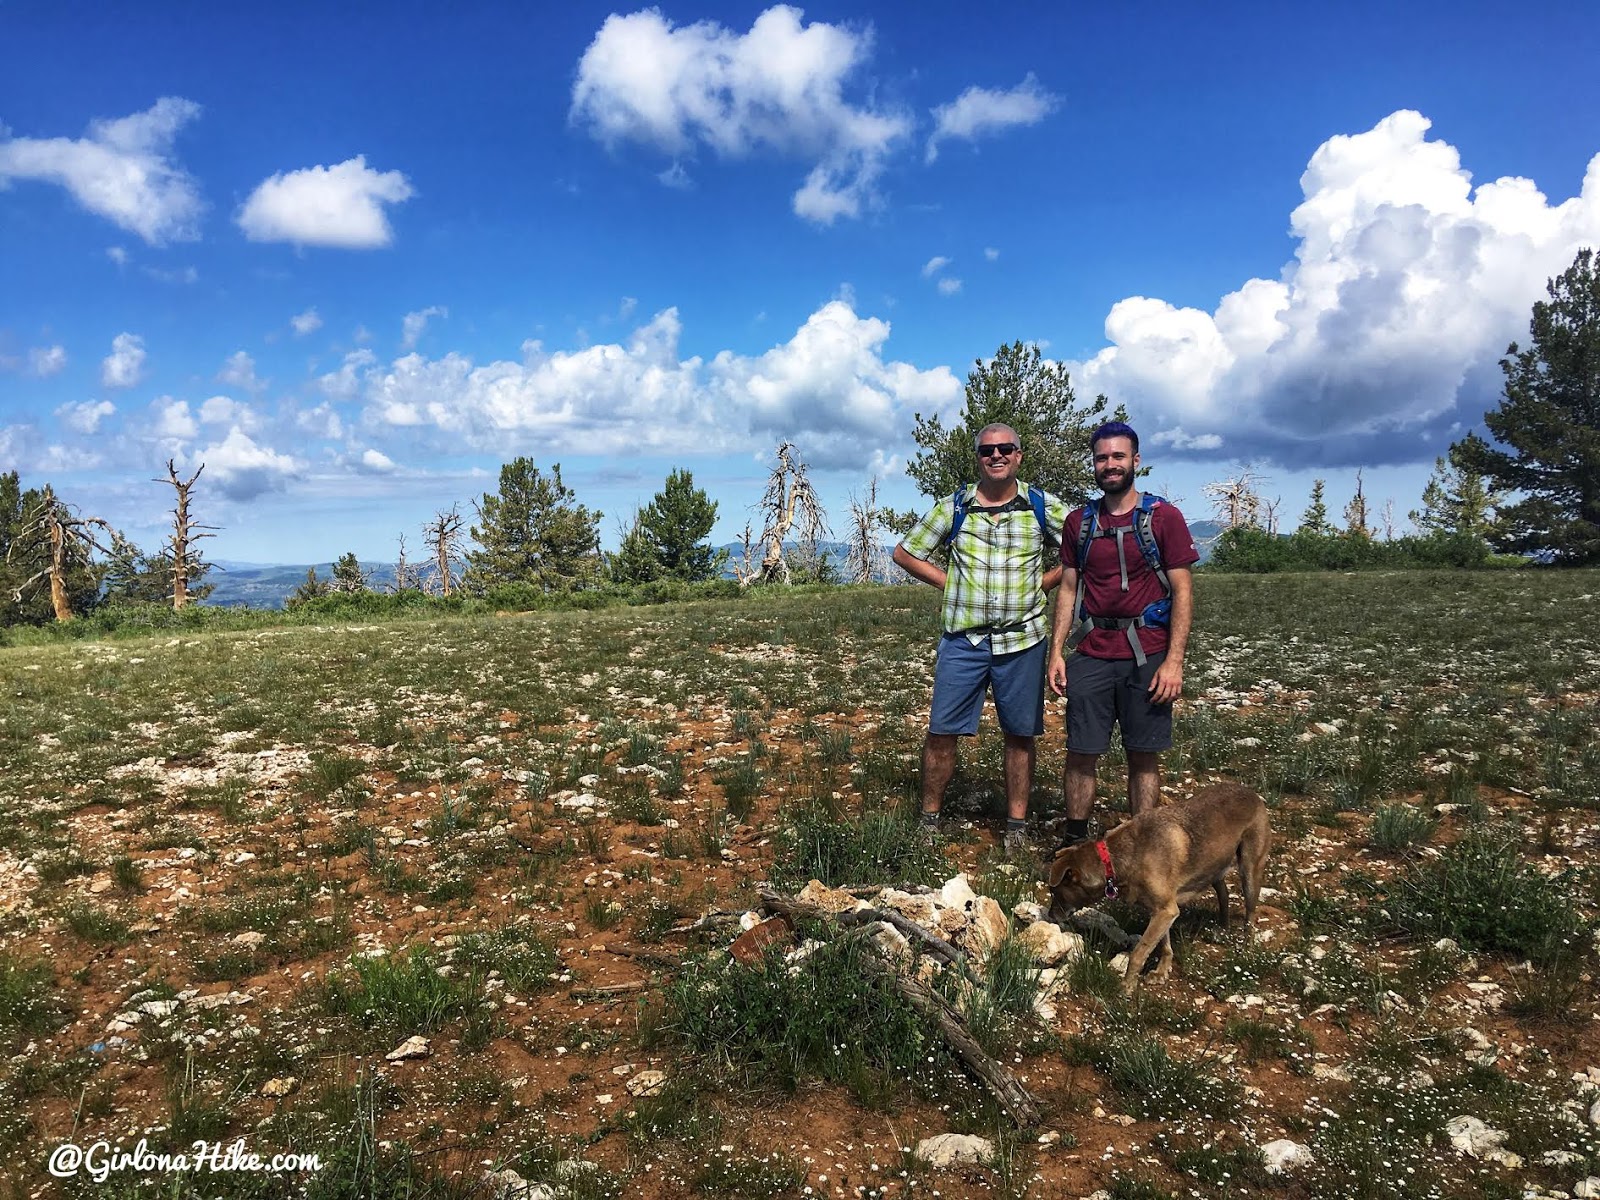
[1065,818,1089,842]
[1006,817,1026,833]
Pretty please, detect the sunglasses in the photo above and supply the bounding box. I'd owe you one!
[977,442,1018,458]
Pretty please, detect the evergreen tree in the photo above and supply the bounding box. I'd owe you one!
[1299,479,1334,535]
[1453,247,1600,563]
[1409,451,1501,542]
[287,566,331,608]
[608,510,664,584]
[331,552,370,593]
[900,342,1114,520]
[640,468,724,581]
[467,459,602,591]
[99,533,215,604]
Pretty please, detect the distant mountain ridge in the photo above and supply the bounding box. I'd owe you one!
[205,522,1226,609]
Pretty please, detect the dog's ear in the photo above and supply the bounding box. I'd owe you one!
[1047,851,1076,890]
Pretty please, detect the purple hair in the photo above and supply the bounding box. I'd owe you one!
[1090,421,1139,453]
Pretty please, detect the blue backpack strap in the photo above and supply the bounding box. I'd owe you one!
[941,486,969,546]
[1025,485,1057,550]
[1132,494,1172,593]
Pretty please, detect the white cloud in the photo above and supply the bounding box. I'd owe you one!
[357,300,960,468]
[218,350,265,394]
[30,345,67,377]
[921,255,951,278]
[193,428,303,499]
[570,6,912,223]
[199,395,258,430]
[318,349,376,401]
[101,332,146,388]
[1072,110,1600,468]
[358,448,396,473]
[291,308,323,336]
[150,396,197,439]
[401,305,448,350]
[236,156,414,249]
[0,97,204,244]
[658,161,693,190]
[296,402,344,440]
[1147,426,1223,452]
[984,246,999,261]
[926,74,1058,164]
[56,399,115,433]
[106,245,129,266]
[936,277,962,296]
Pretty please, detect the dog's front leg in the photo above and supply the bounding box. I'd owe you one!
[1122,901,1179,992]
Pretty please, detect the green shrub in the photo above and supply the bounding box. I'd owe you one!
[770,802,947,890]
[1386,822,1588,963]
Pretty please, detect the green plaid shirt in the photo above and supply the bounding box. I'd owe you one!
[901,482,1068,655]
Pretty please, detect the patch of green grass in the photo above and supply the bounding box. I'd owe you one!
[0,955,69,1045]
[316,947,483,1038]
[1369,800,1438,852]
[1386,821,1589,963]
[659,936,959,1108]
[62,900,130,945]
[691,1147,807,1198]
[770,802,946,890]
[714,751,764,821]
[452,924,559,993]
[1068,1032,1239,1120]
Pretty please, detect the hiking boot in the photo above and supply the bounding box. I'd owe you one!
[916,812,941,843]
[1003,828,1030,859]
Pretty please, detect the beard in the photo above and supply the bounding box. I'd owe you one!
[1097,470,1132,496]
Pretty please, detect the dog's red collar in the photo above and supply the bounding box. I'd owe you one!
[1094,840,1119,899]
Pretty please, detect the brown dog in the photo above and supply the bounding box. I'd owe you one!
[1046,783,1270,991]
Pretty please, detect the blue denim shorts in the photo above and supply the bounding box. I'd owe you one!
[929,634,1047,738]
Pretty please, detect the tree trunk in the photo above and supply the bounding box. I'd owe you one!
[49,524,71,622]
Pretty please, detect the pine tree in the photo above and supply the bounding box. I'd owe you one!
[467,460,602,591]
[1409,451,1500,542]
[640,469,723,581]
[1299,479,1334,535]
[287,566,331,608]
[331,552,370,593]
[609,510,663,584]
[1453,247,1600,563]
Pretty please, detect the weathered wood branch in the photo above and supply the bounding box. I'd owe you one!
[757,886,967,970]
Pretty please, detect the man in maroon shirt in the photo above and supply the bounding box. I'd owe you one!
[1046,422,1198,844]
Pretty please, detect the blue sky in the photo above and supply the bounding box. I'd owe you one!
[3,1,1598,564]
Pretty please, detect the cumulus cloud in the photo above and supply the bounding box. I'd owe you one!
[936,277,962,296]
[30,345,67,377]
[290,307,323,336]
[401,305,448,350]
[199,395,259,430]
[101,333,146,388]
[0,97,204,243]
[921,255,951,278]
[1072,110,1600,468]
[218,350,265,394]
[56,399,115,434]
[570,5,912,223]
[236,156,414,248]
[358,448,396,473]
[357,300,960,467]
[318,349,376,401]
[106,245,129,266]
[150,396,197,439]
[193,428,303,499]
[926,74,1058,164]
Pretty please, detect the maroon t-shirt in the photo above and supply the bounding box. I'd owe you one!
[1063,497,1199,660]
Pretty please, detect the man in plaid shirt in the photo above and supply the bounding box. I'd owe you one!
[892,423,1068,854]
